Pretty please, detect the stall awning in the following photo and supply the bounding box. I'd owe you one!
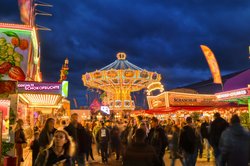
[19,94,62,107]
[133,103,247,115]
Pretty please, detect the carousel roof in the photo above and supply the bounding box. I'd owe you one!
[100,52,143,71]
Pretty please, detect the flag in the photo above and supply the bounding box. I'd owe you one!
[85,93,89,105]
[133,94,137,105]
[18,0,33,25]
[200,45,222,84]
[73,98,78,109]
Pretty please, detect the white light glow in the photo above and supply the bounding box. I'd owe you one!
[0,100,10,106]
[20,94,61,106]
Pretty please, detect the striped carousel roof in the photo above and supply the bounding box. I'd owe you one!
[100,52,143,71]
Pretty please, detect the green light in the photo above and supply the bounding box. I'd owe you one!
[62,81,69,97]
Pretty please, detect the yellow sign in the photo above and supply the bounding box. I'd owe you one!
[200,45,222,84]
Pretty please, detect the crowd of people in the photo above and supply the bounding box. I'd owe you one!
[13,112,250,166]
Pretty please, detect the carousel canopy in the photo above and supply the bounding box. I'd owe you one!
[100,52,143,71]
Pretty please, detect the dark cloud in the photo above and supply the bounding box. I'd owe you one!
[1,0,250,107]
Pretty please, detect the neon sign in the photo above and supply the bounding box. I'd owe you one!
[18,82,62,94]
[216,89,248,99]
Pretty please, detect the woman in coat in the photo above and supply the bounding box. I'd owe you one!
[14,119,26,166]
[39,118,57,150]
[35,129,75,166]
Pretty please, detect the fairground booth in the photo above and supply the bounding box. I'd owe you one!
[142,91,247,121]
[0,22,40,140]
[0,23,69,141]
[215,86,250,120]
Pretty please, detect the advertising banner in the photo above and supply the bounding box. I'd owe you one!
[168,92,217,107]
[0,28,31,81]
[216,88,250,100]
[18,0,33,25]
[18,82,62,94]
[200,45,222,84]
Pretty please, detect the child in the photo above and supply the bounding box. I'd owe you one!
[30,131,40,166]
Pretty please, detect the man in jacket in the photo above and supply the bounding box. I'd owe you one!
[200,116,211,161]
[209,112,228,165]
[219,114,250,166]
[64,113,88,166]
[123,128,160,166]
[179,116,198,166]
[96,122,110,164]
[147,117,168,166]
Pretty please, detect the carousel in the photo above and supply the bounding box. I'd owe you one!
[82,52,163,111]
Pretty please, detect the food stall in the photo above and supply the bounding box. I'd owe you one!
[215,86,250,121]
[145,91,247,121]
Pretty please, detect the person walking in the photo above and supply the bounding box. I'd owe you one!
[64,113,88,166]
[123,128,161,166]
[35,129,74,166]
[147,117,168,166]
[209,112,229,165]
[14,119,27,166]
[96,122,110,164]
[219,114,250,166]
[39,118,57,150]
[85,122,95,162]
[179,117,198,166]
[200,116,211,161]
[30,131,40,166]
[170,125,184,166]
[93,121,102,155]
[110,123,121,160]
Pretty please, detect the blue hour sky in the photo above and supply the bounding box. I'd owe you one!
[1,0,250,108]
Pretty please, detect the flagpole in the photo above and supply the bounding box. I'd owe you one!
[221,83,224,91]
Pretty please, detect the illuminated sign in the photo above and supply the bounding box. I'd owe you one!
[147,82,164,95]
[62,81,68,97]
[216,88,249,100]
[100,106,110,114]
[169,93,217,107]
[0,27,33,81]
[18,82,62,94]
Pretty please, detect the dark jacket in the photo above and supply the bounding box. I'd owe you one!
[39,128,57,149]
[30,139,40,166]
[35,147,72,166]
[123,142,161,166]
[147,126,168,158]
[96,127,110,144]
[209,117,229,147]
[15,128,26,144]
[200,121,209,139]
[110,126,121,146]
[219,124,250,166]
[64,123,88,154]
[179,125,197,154]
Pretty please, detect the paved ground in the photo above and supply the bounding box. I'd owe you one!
[22,146,216,166]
